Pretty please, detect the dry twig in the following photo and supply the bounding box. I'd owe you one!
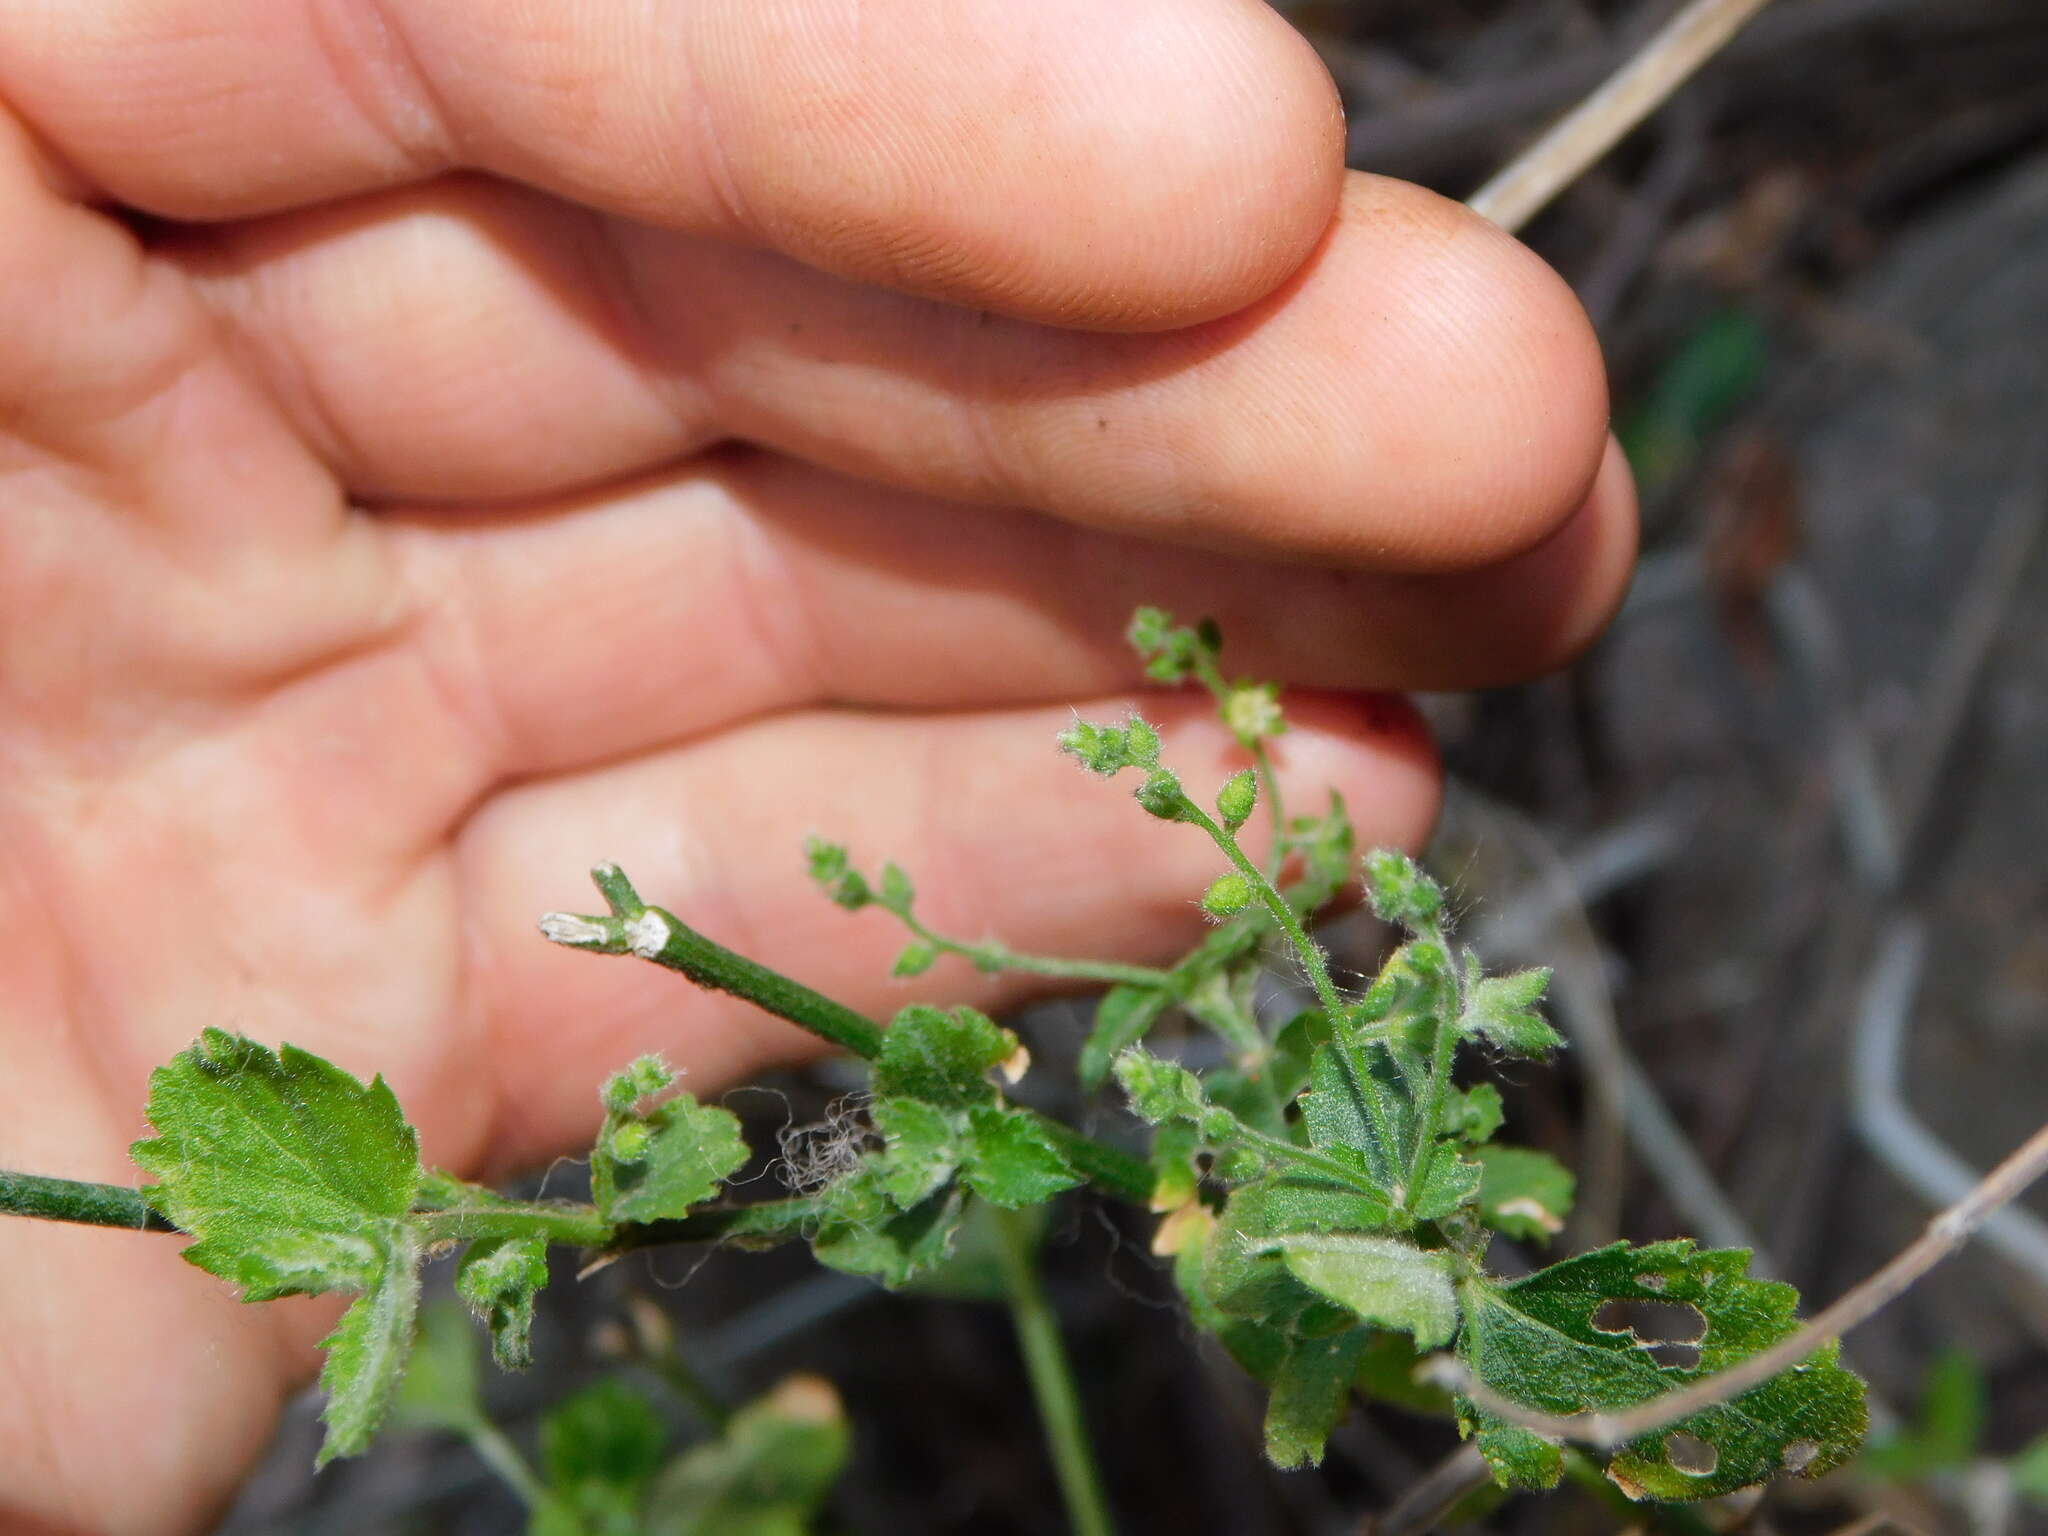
[1470,0,1782,233]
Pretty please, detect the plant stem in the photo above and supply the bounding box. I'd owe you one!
[0,1171,175,1231]
[467,1421,546,1507]
[1231,1123,1391,1201]
[415,1203,614,1249]
[1187,804,1342,1017]
[1401,935,1465,1208]
[545,864,886,1059]
[911,925,1176,990]
[547,866,1158,1207]
[993,1207,1117,1536]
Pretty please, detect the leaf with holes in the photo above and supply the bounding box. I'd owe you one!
[1458,1241,1867,1499]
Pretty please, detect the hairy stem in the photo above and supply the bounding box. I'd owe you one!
[415,1204,614,1250]
[994,1207,1118,1536]
[546,864,886,1058]
[900,913,1175,990]
[1401,938,1465,1209]
[0,1171,175,1231]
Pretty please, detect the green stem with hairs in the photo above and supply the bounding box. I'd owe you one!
[0,1170,175,1231]
[994,1206,1118,1536]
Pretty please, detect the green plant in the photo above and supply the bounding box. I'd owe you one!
[1,608,1881,1532]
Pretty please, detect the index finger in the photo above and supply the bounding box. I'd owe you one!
[0,0,1344,329]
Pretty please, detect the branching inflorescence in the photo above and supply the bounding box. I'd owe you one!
[1,608,1884,1531]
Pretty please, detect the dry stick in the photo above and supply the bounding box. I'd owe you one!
[1426,1117,2048,1450]
[1366,1444,1491,1536]
[1468,0,1781,233]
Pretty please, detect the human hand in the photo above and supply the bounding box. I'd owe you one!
[0,3,1631,1529]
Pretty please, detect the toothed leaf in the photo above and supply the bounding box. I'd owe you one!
[1459,1241,1867,1499]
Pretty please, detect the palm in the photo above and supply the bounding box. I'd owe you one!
[0,5,1630,1530]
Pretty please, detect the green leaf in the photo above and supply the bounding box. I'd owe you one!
[133,1029,423,1300]
[1300,1040,1404,1193]
[1264,1234,1458,1348]
[1079,985,1173,1093]
[393,1299,483,1435]
[869,1097,959,1209]
[1409,1146,1484,1223]
[1459,1242,1867,1499]
[960,1106,1081,1208]
[811,1170,966,1287]
[1464,969,1563,1059]
[591,1069,748,1224]
[539,1378,668,1534]
[458,1233,551,1369]
[1447,1083,1505,1145]
[1475,1147,1575,1242]
[130,1031,429,1466]
[315,1227,425,1465]
[873,1005,1015,1108]
[648,1376,851,1536]
[1263,1327,1368,1469]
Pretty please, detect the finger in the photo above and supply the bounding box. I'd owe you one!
[2,0,1342,329]
[381,440,1633,782]
[451,691,1438,1168]
[177,173,1610,570]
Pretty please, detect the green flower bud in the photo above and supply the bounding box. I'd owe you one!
[892,941,939,978]
[1363,848,1444,930]
[603,1118,654,1165]
[1136,768,1191,821]
[1202,873,1255,916]
[1216,768,1259,831]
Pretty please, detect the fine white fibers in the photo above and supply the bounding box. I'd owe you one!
[538,913,610,947]
[625,909,672,959]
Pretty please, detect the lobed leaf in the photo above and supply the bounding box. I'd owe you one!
[959,1106,1080,1209]
[873,1006,1015,1109]
[592,1071,749,1225]
[1458,1241,1867,1499]
[133,1029,422,1300]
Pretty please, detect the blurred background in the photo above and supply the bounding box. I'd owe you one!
[223,1,2048,1531]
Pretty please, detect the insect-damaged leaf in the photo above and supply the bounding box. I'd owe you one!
[1458,1241,1867,1500]
[132,1030,429,1465]
[457,1233,550,1370]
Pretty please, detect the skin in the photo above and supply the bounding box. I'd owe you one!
[0,2,1634,1530]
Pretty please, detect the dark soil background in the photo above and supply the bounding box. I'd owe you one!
[222,3,2048,1532]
